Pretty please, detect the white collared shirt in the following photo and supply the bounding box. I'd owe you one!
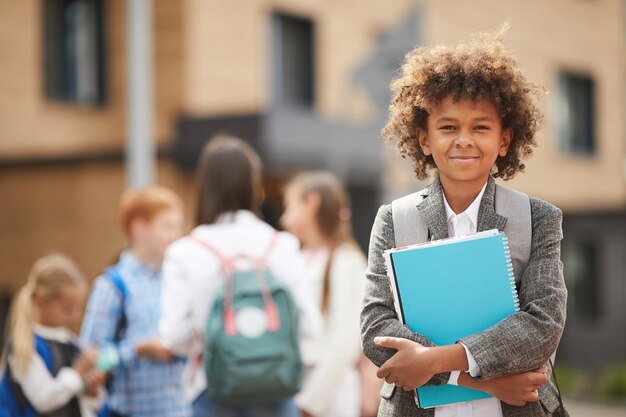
[435,182,504,417]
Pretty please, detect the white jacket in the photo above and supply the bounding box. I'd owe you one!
[159,210,322,402]
[295,244,367,417]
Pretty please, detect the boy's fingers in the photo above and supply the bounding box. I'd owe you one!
[530,372,548,386]
[376,363,391,379]
[374,336,403,350]
[526,389,539,402]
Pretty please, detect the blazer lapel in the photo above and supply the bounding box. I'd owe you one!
[477,177,508,232]
[415,176,450,241]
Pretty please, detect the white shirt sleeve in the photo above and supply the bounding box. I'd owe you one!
[461,342,481,377]
[160,247,197,356]
[447,370,461,386]
[9,353,84,413]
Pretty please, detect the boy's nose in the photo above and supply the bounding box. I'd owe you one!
[455,130,474,146]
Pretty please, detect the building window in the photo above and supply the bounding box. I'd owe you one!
[558,71,596,155]
[272,12,315,108]
[43,0,106,105]
[562,237,599,320]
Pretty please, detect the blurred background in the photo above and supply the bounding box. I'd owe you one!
[0,0,625,410]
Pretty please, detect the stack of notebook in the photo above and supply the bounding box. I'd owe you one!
[383,229,520,408]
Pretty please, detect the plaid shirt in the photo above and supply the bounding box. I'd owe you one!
[80,251,190,417]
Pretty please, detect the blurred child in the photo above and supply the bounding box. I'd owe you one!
[281,171,372,417]
[360,28,567,417]
[80,186,190,417]
[159,136,321,417]
[0,253,105,417]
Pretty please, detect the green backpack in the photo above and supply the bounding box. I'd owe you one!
[192,233,303,405]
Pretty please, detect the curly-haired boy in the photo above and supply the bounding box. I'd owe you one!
[360,29,567,417]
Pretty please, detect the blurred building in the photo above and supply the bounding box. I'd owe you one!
[0,0,624,372]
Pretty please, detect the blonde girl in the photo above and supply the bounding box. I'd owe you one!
[281,171,377,417]
[1,253,104,417]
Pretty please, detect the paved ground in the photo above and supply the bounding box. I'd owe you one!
[564,399,626,417]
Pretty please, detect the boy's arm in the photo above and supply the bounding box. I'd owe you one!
[79,276,137,366]
[360,205,450,386]
[457,366,548,406]
[459,200,567,380]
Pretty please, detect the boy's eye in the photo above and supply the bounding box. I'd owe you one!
[474,125,490,130]
[440,125,456,131]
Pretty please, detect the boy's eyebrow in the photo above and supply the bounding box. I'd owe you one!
[434,117,458,123]
[434,116,497,123]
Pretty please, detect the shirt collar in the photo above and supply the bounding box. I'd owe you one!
[442,181,488,227]
[33,324,75,343]
[214,209,258,225]
[118,249,160,277]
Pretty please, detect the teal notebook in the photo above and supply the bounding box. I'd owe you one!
[383,229,520,409]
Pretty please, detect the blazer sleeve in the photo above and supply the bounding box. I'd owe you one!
[459,199,568,379]
[360,204,450,386]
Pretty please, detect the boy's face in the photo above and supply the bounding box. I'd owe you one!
[132,207,184,261]
[417,96,511,191]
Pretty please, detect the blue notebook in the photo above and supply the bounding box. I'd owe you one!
[383,229,520,408]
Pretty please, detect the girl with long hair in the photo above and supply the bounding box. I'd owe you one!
[281,171,377,417]
[1,253,104,417]
[159,135,321,417]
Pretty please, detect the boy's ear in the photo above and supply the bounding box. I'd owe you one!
[417,129,432,155]
[499,128,512,156]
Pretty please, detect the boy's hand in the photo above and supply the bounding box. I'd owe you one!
[73,347,99,376]
[375,337,436,390]
[83,369,106,397]
[460,366,549,406]
[136,338,173,362]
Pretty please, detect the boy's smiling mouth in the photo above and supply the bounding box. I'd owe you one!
[449,155,480,164]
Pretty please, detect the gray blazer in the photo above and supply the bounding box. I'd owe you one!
[360,177,568,417]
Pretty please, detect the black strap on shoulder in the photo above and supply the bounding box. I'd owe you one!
[549,359,568,417]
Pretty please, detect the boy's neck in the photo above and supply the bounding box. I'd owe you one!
[439,176,488,214]
[130,246,161,270]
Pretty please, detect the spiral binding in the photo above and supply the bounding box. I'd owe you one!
[502,236,520,311]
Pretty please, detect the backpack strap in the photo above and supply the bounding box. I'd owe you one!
[189,236,236,272]
[33,335,53,373]
[391,190,429,247]
[494,185,532,283]
[191,231,282,336]
[190,231,280,270]
[104,265,128,343]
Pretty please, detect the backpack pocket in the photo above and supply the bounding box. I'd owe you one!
[206,343,300,405]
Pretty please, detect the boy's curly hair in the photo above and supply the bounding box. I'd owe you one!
[382,27,544,180]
